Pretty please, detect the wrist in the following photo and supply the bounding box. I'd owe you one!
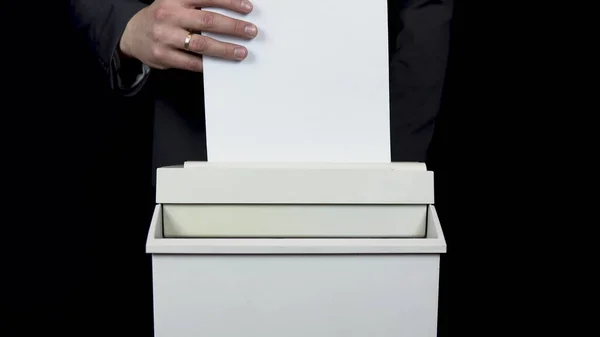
[118,35,134,59]
[119,13,139,59]
[119,7,146,60]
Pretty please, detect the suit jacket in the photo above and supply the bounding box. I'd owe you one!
[70,0,452,177]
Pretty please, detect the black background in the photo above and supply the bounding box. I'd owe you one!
[6,1,477,336]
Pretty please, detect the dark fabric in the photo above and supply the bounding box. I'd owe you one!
[150,69,208,171]
[70,0,148,96]
[70,0,453,180]
[390,0,453,162]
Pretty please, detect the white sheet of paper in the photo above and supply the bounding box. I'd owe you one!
[202,1,390,163]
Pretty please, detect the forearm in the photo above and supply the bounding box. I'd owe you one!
[69,0,150,96]
[389,0,453,161]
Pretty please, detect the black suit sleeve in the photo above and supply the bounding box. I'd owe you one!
[69,0,149,96]
[389,0,453,162]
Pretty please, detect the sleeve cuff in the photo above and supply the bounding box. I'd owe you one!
[112,50,151,97]
[98,0,149,96]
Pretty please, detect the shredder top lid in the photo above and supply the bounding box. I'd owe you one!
[156,162,434,205]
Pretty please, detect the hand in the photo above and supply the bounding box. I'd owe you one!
[119,0,258,72]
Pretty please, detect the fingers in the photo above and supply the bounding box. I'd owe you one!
[185,0,253,14]
[172,30,248,60]
[179,9,258,39]
[160,49,205,72]
[147,0,256,71]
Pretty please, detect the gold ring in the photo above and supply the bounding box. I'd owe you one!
[184,32,193,50]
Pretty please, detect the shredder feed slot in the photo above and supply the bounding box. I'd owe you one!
[156,163,434,205]
[161,203,428,238]
[146,204,446,254]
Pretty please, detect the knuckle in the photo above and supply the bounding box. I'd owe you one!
[201,12,215,28]
[190,36,209,52]
[150,45,164,60]
[185,58,201,71]
[234,20,245,34]
[150,26,164,42]
[153,6,171,22]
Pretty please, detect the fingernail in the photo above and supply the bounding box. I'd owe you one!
[234,47,247,59]
[241,1,253,11]
[244,24,257,36]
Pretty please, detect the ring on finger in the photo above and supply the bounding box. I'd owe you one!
[184,32,193,51]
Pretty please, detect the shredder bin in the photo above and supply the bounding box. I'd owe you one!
[146,162,446,337]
